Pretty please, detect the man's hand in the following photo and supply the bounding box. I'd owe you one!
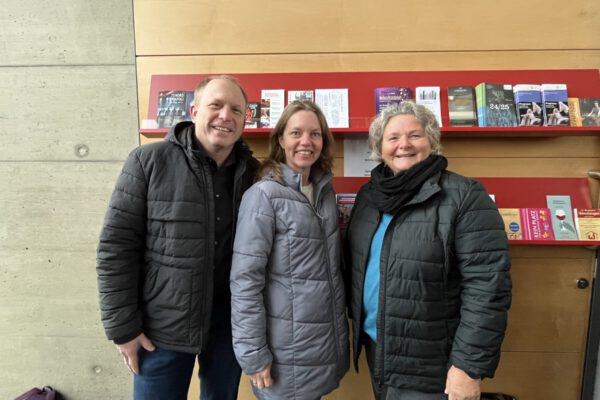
[249,365,274,389]
[116,333,155,374]
[445,365,481,400]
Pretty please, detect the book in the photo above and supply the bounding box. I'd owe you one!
[579,98,600,126]
[288,90,314,104]
[541,84,570,126]
[519,208,554,240]
[244,102,261,129]
[447,86,477,127]
[475,83,518,127]
[315,88,349,128]
[498,208,523,240]
[261,89,285,128]
[513,84,543,126]
[574,209,600,241]
[475,83,485,127]
[416,86,442,126]
[568,98,582,127]
[546,195,578,240]
[375,87,411,114]
[156,90,193,129]
[336,193,356,238]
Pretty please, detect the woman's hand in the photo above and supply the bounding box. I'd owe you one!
[445,365,481,400]
[249,365,273,389]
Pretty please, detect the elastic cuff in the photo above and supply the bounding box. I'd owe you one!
[113,330,143,345]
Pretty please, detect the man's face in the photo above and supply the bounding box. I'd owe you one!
[190,79,246,156]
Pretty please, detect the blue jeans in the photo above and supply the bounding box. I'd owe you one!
[134,310,241,400]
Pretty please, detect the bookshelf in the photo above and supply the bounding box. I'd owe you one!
[141,69,600,246]
[333,176,600,246]
[140,69,600,142]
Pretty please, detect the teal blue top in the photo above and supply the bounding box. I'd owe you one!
[362,213,393,342]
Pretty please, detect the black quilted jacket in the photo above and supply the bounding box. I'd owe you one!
[345,170,512,392]
[96,122,258,354]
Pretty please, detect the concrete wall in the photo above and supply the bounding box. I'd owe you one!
[0,1,138,398]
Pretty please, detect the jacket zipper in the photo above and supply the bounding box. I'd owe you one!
[376,212,401,388]
[185,147,213,350]
[305,177,341,360]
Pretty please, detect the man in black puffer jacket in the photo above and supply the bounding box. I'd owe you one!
[97,76,259,400]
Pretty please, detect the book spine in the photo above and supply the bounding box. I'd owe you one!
[568,98,582,127]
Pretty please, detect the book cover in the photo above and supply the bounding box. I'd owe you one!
[574,209,600,241]
[579,98,600,126]
[546,195,578,240]
[499,208,523,240]
[568,98,582,127]
[519,208,555,240]
[261,89,285,128]
[513,84,543,126]
[416,86,442,126]
[483,83,518,127]
[156,90,190,128]
[244,102,261,129]
[288,90,314,104]
[541,84,570,126]
[184,91,195,121]
[375,87,411,114]
[315,88,349,128]
[336,193,356,238]
[448,86,477,127]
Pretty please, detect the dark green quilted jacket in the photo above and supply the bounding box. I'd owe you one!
[345,170,512,392]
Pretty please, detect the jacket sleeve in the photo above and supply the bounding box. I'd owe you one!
[449,181,512,379]
[96,151,147,343]
[230,185,275,374]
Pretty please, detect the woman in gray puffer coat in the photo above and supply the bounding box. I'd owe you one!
[231,101,349,400]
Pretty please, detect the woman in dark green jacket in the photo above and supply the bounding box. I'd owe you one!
[345,101,512,400]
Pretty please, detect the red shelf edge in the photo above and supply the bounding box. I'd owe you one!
[509,240,599,247]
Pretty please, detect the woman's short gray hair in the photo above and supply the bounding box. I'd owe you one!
[368,101,442,161]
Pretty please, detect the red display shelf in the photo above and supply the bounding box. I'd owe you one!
[332,176,600,247]
[145,69,600,132]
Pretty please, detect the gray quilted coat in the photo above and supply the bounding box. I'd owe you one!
[231,163,349,400]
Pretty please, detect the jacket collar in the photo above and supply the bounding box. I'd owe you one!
[165,121,256,163]
[405,171,443,206]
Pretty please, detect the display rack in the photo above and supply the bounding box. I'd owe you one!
[141,70,600,247]
[332,176,600,246]
[140,69,600,140]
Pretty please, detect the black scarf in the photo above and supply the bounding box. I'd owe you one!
[362,155,448,215]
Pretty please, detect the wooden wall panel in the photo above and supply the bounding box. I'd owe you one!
[133,0,599,55]
[442,136,600,158]
[502,257,594,352]
[446,157,600,178]
[482,352,583,399]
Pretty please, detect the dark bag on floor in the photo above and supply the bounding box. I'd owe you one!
[14,386,58,400]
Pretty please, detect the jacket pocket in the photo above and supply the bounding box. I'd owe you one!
[142,263,193,343]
